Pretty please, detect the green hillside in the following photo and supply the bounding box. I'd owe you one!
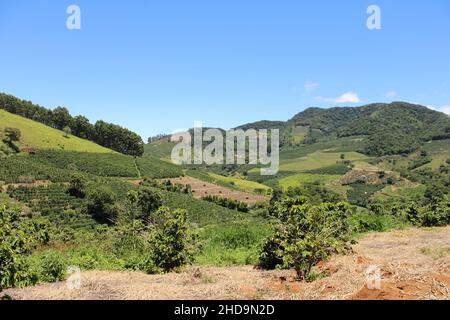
[238,102,450,153]
[0,109,113,153]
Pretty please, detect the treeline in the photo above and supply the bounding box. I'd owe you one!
[0,93,144,156]
[201,195,249,212]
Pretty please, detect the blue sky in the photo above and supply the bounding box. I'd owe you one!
[0,0,449,138]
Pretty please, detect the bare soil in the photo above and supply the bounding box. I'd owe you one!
[167,176,268,205]
[5,227,450,300]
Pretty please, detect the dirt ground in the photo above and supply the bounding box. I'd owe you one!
[5,227,450,300]
[166,176,268,205]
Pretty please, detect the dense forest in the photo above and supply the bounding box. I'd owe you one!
[0,93,144,156]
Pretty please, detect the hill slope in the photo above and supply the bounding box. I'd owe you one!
[238,102,450,155]
[0,109,113,153]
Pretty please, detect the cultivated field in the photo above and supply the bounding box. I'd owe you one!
[167,176,269,205]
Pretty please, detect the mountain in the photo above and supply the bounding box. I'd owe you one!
[236,102,450,156]
[0,109,113,154]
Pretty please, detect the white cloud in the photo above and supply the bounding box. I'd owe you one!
[385,91,397,98]
[426,105,450,115]
[315,91,361,104]
[304,81,319,91]
[440,105,450,115]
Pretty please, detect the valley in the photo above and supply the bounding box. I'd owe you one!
[1,94,450,300]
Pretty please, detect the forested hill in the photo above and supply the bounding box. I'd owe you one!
[236,102,450,156]
[0,93,144,156]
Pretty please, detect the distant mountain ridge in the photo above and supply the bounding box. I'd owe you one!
[234,102,450,156]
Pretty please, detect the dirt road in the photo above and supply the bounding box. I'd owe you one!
[5,227,450,300]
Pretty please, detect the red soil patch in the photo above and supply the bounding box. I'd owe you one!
[166,176,269,205]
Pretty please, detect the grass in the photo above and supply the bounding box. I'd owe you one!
[195,219,271,266]
[144,141,177,159]
[289,126,308,145]
[280,151,368,172]
[349,210,407,235]
[277,173,342,190]
[421,246,450,260]
[373,184,426,203]
[207,172,271,194]
[0,109,113,153]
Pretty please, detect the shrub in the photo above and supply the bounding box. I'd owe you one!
[86,187,119,224]
[201,195,248,212]
[0,207,48,288]
[148,207,198,272]
[67,173,87,198]
[258,197,353,280]
[137,187,163,222]
[35,251,67,283]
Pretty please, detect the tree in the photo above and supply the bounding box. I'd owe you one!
[72,115,94,139]
[63,126,72,138]
[258,197,353,280]
[86,187,119,224]
[67,174,87,198]
[3,128,21,142]
[2,128,21,153]
[51,107,72,130]
[137,187,163,222]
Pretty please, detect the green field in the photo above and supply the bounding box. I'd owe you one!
[0,109,113,153]
[280,151,368,172]
[277,173,342,190]
[0,151,183,182]
[207,172,271,194]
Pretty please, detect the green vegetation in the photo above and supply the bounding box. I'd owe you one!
[207,172,271,194]
[0,110,114,153]
[196,220,271,266]
[258,198,353,280]
[0,93,143,155]
[277,173,342,190]
[0,206,50,287]
[2,96,450,291]
[202,195,249,212]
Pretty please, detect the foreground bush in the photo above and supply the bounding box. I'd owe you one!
[0,207,49,288]
[258,197,353,280]
[149,207,198,272]
[34,251,67,283]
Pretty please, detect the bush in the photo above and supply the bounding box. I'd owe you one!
[201,195,248,212]
[35,251,67,283]
[0,207,48,288]
[149,207,198,272]
[137,187,163,222]
[258,197,353,280]
[86,187,119,224]
[67,173,87,198]
[349,211,403,233]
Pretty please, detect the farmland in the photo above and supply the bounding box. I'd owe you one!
[1,98,450,301]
